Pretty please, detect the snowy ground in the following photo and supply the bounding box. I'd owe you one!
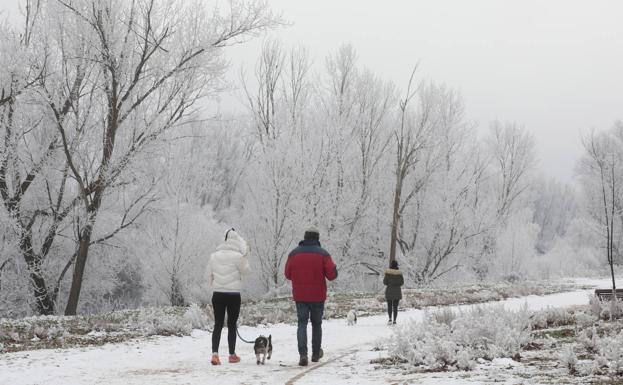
[0,278,612,385]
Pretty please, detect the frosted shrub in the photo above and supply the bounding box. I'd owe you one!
[589,295,602,318]
[588,295,623,320]
[183,304,209,330]
[613,300,623,319]
[241,304,296,325]
[0,323,22,343]
[49,326,68,339]
[606,300,623,320]
[372,338,387,351]
[389,305,531,371]
[531,307,573,328]
[136,313,156,335]
[452,306,531,358]
[259,308,289,324]
[579,327,598,353]
[530,312,547,329]
[576,326,623,375]
[591,355,609,375]
[530,306,581,330]
[151,315,192,336]
[138,310,192,337]
[574,311,598,329]
[559,345,578,375]
[431,308,456,326]
[389,318,453,369]
[598,303,622,321]
[596,331,623,375]
[456,350,476,371]
[33,326,47,340]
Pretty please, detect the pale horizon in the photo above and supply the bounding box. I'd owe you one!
[1,0,621,182]
[221,0,623,184]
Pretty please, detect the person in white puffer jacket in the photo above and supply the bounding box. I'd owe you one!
[205,228,251,365]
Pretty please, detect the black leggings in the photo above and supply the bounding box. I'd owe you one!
[212,292,241,355]
[387,299,399,321]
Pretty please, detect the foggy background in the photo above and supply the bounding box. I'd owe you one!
[3,0,620,182]
[221,0,623,183]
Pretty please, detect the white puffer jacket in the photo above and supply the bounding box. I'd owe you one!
[206,230,251,293]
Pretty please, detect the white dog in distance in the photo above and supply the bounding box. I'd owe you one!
[346,309,357,325]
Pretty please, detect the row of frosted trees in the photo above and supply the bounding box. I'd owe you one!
[234,42,543,294]
[0,1,617,318]
[0,0,280,316]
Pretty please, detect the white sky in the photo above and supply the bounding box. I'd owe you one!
[223,0,623,183]
[2,0,622,182]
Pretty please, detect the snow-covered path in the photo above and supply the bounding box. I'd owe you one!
[0,279,607,385]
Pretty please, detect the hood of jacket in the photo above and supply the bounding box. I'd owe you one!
[384,268,402,275]
[216,230,248,256]
[206,230,251,293]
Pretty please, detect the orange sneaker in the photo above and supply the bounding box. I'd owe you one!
[211,354,221,365]
[228,354,241,363]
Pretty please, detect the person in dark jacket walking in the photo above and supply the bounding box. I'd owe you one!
[285,226,338,366]
[383,260,404,325]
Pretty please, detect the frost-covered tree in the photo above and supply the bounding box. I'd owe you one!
[578,124,623,297]
[483,121,537,278]
[532,176,578,254]
[487,121,536,220]
[396,85,493,284]
[1,9,580,316]
[0,1,78,315]
[0,0,279,316]
[335,69,395,278]
[388,68,436,265]
[49,0,279,315]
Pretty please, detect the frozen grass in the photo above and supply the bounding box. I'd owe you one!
[327,279,585,319]
[0,307,198,353]
[388,305,531,371]
[382,294,623,383]
[0,279,586,354]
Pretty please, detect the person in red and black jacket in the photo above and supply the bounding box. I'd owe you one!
[284,226,338,366]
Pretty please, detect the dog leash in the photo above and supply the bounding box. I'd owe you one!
[235,324,255,344]
[205,323,254,344]
[203,306,254,343]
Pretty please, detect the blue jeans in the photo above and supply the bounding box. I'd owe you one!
[296,301,324,356]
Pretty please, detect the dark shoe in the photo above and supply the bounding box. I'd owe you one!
[299,355,308,366]
[392,320,397,325]
[311,348,323,362]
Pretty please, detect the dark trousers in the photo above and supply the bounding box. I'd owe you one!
[387,299,399,321]
[211,292,241,355]
[296,301,324,356]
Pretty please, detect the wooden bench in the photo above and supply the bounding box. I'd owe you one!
[595,289,623,301]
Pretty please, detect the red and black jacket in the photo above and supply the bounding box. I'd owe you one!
[284,240,338,302]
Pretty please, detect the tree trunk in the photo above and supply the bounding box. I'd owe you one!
[389,172,403,263]
[64,74,117,315]
[170,273,185,307]
[610,229,617,312]
[64,223,94,315]
[273,269,279,289]
[610,261,616,293]
[608,222,616,293]
[21,232,55,315]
